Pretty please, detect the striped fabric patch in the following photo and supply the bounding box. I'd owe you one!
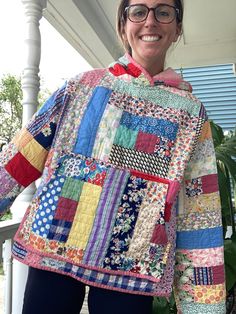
[193,265,225,285]
[82,168,129,266]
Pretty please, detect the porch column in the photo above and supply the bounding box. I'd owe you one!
[10,1,47,313]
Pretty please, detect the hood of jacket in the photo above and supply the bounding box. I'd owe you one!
[109,53,192,92]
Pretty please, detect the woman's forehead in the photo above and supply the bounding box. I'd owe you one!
[128,0,176,6]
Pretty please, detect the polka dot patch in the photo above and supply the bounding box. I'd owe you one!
[32,175,66,237]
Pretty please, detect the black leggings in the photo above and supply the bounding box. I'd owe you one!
[22,267,153,314]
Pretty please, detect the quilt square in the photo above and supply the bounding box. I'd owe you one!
[109,144,170,178]
[48,219,72,242]
[20,138,48,172]
[59,156,107,187]
[113,125,138,149]
[194,265,224,285]
[61,177,84,201]
[54,197,78,222]
[32,176,65,238]
[185,178,203,198]
[12,128,34,150]
[5,152,41,187]
[154,137,175,159]
[135,131,157,154]
[150,224,168,245]
[202,174,219,194]
[34,121,57,150]
[120,111,179,141]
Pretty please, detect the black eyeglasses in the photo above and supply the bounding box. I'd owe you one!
[125,4,179,24]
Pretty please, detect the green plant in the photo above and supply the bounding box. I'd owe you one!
[152,292,177,314]
[210,121,236,312]
[211,121,236,237]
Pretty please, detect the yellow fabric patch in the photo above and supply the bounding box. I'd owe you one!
[21,138,48,172]
[66,182,102,249]
[199,121,212,142]
[12,128,34,150]
[184,192,221,214]
[194,284,226,304]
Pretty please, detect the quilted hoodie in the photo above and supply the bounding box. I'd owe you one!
[0,54,226,313]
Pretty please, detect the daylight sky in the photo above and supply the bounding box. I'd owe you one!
[0,0,92,92]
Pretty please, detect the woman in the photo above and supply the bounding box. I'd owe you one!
[0,0,226,313]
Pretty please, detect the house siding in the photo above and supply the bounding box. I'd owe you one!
[177,64,236,131]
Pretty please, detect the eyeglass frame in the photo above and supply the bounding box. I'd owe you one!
[124,4,180,24]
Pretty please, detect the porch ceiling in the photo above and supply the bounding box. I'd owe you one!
[43,0,236,69]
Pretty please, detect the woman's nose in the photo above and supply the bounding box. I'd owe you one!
[144,9,158,26]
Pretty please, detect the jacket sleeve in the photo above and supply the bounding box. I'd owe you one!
[174,118,226,314]
[0,82,67,217]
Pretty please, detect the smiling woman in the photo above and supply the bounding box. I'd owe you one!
[117,0,183,75]
[0,0,226,314]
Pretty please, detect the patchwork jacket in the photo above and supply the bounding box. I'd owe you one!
[0,54,226,313]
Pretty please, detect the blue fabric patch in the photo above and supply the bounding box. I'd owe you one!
[37,83,66,116]
[12,242,27,259]
[120,112,178,141]
[47,219,72,242]
[103,175,147,270]
[32,175,65,237]
[176,227,223,249]
[0,198,13,214]
[73,87,112,156]
[181,301,226,314]
[34,121,57,150]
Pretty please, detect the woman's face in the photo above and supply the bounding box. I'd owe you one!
[122,0,181,75]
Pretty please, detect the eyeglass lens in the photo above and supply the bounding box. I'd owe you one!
[127,4,177,24]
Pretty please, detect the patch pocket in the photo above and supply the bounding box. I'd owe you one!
[126,172,169,262]
[106,171,170,279]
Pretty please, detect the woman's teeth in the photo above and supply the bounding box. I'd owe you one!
[141,36,161,42]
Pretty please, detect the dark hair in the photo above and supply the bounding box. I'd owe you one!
[116,0,184,53]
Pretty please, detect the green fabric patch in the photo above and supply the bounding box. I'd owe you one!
[61,177,84,201]
[180,301,226,314]
[113,125,138,149]
[113,79,201,117]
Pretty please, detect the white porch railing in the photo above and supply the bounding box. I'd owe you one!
[0,220,20,314]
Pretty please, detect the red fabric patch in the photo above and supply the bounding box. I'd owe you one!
[212,264,225,284]
[109,62,142,78]
[130,170,169,185]
[202,174,219,194]
[150,224,168,245]
[54,197,78,222]
[5,152,41,187]
[109,64,127,76]
[135,131,158,154]
[164,202,172,222]
[126,63,142,77]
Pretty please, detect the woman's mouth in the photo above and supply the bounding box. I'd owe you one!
[140,35,161,42]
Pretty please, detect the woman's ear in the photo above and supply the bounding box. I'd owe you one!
[173,22,182,42]
[121,24,128,42]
